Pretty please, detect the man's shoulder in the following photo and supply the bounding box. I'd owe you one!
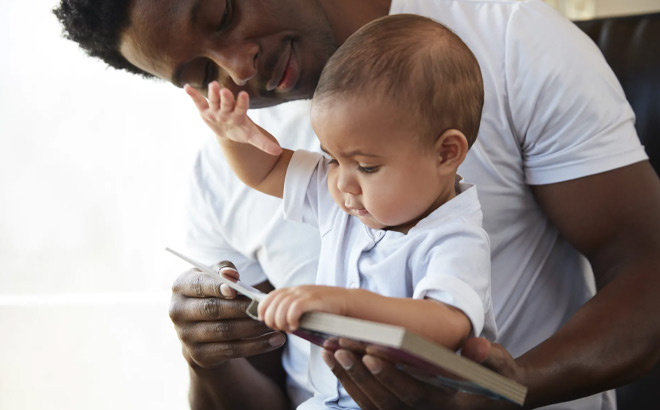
[391,0,560,32]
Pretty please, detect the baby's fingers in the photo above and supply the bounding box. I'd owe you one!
[219,87,236,113]
[208,81,222,111]
[260,290,291,331]
[258,291,275,322]
[184,84,209,112]
[286,299,307,331]
[223,90,283,156]
[248,126,284,156]
[234,91,250,116]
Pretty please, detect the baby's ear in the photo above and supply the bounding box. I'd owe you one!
[434,129,468,173]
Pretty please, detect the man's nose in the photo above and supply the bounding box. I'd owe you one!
[208,41,259,86]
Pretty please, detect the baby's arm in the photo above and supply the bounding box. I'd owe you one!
[258,286,471,351]
[185,82,293,198]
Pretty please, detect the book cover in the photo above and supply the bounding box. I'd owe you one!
[166,247,527,405]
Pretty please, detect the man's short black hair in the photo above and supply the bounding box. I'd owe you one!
[53,0,151,78]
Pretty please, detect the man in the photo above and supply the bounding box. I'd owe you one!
[54,0,660,409]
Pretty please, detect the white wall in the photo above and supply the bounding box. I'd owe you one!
[0,1,210,409]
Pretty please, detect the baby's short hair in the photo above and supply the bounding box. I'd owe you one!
[313,14,484,148]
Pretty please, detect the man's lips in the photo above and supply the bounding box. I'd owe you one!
[266,40,299,92]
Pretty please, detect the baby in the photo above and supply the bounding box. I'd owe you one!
[186,14,496,410]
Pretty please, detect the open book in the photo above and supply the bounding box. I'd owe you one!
[166,247,527,405]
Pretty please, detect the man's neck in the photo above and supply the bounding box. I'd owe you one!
[319,0,392,46]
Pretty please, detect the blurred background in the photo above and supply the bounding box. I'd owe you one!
[1,1,659,409]
[544,0,660,19]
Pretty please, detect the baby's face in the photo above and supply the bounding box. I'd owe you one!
[311,97,455,233]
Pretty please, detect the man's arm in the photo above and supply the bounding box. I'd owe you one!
[185,82,292,198]
[520,160,660,406]
[188,353,288,410]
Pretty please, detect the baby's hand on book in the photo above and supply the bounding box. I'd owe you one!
[184,82,282,156]
[258,285,351,332]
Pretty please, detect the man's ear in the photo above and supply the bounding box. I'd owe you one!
[434,129,469,175]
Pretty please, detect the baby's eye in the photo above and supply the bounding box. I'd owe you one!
[327,158,338,165]
[358,165,378,174]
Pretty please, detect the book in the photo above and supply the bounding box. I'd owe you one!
[165,247,527,405]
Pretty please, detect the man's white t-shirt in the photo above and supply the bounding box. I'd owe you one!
[283,150,496,409]
[184,1,647,409]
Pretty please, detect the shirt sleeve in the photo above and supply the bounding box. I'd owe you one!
[282,150,335,232]
[505,2,647,185]
[412,220,493,339]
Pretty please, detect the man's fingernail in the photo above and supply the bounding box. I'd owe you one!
[269,332,286,347]
[219,284,234,299]
[321,350,335,370]
[335,351,354,370]
[363,355,382,374]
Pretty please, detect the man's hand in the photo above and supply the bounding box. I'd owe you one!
[185,81,282,156]
[324,337,524,410]
[169,262,286,369]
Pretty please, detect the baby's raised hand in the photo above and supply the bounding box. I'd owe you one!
[185,82,282,156]
[258,285,351,332]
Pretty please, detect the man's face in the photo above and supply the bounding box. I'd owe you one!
[119,0,338,108]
